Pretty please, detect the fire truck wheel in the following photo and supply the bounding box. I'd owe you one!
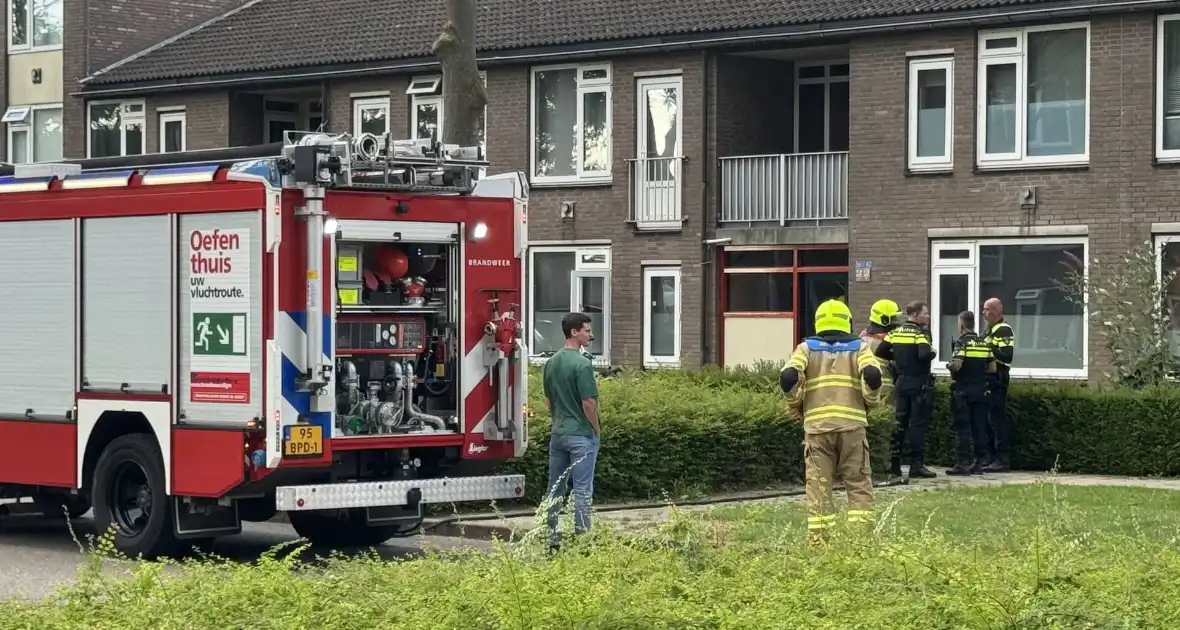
[287,509,399,549]
[91,433,178,559]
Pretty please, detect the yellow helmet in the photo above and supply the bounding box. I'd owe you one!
[814,299,853,334]
[869,299,902,327]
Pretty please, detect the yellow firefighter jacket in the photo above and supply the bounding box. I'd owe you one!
[859,330,893,405]
[782,334,883,435]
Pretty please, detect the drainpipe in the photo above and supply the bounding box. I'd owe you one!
[700,48,712,365]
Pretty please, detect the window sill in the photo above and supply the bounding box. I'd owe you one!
[1153,155,1180,167]
[906,163,953,176]
[7,44,62,55]
[974,158,1088,173]
[644,361,681,370]
[933,367,1087,380]
[530,176,613,190]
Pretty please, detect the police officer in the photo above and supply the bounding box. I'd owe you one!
[780,299,884,540]
[945,310,993,476]
[860,299,902,405]
[981,298,1015,473]
[874,300,937,480]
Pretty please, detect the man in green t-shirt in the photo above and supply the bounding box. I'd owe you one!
[542,311,600,552]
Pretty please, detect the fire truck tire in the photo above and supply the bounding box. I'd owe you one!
[287,509,399,549]
[91,433,179,559]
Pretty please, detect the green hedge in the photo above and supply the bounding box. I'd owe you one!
[504,366,895,504]
[688,363,1180,477]
[503,363,1180,506]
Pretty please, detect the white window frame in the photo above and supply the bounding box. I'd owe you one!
[792,60,849,154]
[351,96,390,137]
[930,237,1089,380]
[529,63,613,186]
[158,110,187,153]
[7,0,63,53]
[907,56,954,172]
[86,100,146,159]
[407,72,487,150]
[1153,234,1180,371]
[1155,15,1180,161]
[5,102,60,163]
[976,22,1090,169]
[642,266,681,367]
[6,124,29,163]
[526,245,612,368]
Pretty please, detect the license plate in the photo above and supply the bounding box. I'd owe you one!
[284,424,323,458]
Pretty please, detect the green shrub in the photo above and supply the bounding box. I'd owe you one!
[689,363,1180,476]
[5,485,1180,628]
[506,366,895,504]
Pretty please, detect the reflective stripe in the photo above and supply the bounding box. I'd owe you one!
[808,514,836,530]
[847,509,874,523]
[807,374,859,389]
[883,332,927,345]
[804,403,868,424]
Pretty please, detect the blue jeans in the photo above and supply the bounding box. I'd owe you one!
[544,433,600,546]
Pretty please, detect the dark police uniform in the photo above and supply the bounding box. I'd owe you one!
[874,320,937,479]
[946,331,995,475]
[981,319,1015,472]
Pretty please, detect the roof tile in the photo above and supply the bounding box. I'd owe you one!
[85,0,1055,85]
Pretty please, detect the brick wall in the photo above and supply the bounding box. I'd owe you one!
[64,0,245,158]
[145,90,230,151]
[848,12,1177,374]
[148,51,709,367]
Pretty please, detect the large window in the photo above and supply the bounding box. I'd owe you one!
[7,0,61,52]
[87,101,145,158]
[907,56,954,172]
[528,246,611,366]
[1156,16,1180,160]
[721,246,850,344]
[642,266,681,367]
[794,62,849,153]
[976,23,1089,169]
[930,238,1088,378]
[351,96,390,137]
[4,103,61,163]
[530,63,611,185]
[408,72,487,155]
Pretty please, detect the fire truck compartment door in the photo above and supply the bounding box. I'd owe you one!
[336,220,458,243]
[274,475,525,511]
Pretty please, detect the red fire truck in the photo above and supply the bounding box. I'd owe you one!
[0,132,529,557]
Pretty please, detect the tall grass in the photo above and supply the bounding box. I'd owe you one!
[3,481,1180,629]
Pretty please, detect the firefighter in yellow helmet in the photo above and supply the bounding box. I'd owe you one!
[780,299,884,540]
[860,299,901,402]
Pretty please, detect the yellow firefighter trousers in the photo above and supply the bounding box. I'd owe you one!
[803,426,874,532]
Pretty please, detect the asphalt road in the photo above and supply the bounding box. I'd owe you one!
[0,512,492,602]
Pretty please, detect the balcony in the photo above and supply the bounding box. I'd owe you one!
[719,152,848,225]
[627,156,686,232]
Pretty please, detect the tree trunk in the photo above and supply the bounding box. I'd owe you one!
[432,0,487,149]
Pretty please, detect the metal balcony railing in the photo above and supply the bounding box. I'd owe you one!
[719,152,848,225]
[627,156,686,231]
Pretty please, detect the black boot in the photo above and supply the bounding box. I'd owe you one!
[970,460,985,475]
[982,456,1010,473]
[909,462,938,479]
[889,457,903,478]
[946,462,973,476]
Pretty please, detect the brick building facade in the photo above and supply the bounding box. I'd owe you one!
[10,0,1180,378]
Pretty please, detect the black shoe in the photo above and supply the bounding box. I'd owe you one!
[982,460,1010,473]
[910,466,938,479]
[970,463,984,475]
[945,464,973,476]
[889,457,903,477]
